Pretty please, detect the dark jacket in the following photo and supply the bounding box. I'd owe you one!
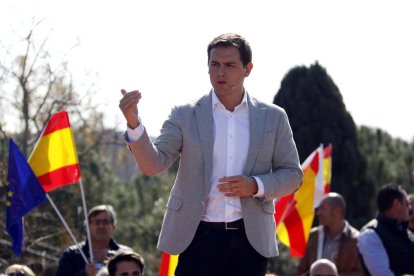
[364,213,414,275]
[55,239,131,276]
[297,223,364,276]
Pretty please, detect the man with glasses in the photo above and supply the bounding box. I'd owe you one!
[56,205,131,276]
[358,184,414,275]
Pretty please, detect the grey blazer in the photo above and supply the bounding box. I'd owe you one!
[127,91,303,258]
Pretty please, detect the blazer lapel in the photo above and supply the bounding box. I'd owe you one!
[244,94,267,176]
[195,92,214,196]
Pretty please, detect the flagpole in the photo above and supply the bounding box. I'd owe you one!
[79,178,94,263]
[46,194,88,263]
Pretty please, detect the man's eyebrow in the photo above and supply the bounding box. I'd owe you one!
[209,60,238,65]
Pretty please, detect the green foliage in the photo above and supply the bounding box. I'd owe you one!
[357,126,414,205]
[112,172,174,275]
[268,244,299,276]
[273,62,374,228]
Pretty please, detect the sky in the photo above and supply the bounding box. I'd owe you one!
[1,0,414,141]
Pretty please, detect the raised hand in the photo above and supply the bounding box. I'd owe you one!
[119,89,142,129]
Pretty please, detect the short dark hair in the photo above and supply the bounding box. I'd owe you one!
[88,204,117,224]
[107,250,145,276]
[377,184,406,212]
[207,33,252,67]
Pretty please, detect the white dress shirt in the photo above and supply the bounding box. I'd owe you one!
[126,91,264,223]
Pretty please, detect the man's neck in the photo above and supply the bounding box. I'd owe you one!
[217,92,244,112]
[324,221,345,237]
[91,239,111,250]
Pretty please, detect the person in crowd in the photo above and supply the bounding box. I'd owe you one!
[297,192,363,276]
[358,184,414,275]
[55,204,131,276]
[96,267,109,276]
[309,259,338,276]
[119,33,303,276]
[4,264,35,276]
[107,250,144,276]
[408,193,414,242]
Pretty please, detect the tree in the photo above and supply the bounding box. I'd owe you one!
[273,62,374,227]
[0,21,118,273]
[358,126,414,205]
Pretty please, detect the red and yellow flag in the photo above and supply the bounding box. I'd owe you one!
[274,144,332,257]
[159,252,178,276]
[28,111,81,192]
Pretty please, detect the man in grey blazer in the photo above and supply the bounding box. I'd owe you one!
[119,33,303,276]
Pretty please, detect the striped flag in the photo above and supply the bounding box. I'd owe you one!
[159,253,178,276]
[28,111,81,192]
[274,144,332,257]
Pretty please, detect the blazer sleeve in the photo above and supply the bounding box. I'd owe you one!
[127,106,183,176]
[255,108,303,200]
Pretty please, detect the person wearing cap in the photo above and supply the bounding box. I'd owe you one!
[55,204,131,276]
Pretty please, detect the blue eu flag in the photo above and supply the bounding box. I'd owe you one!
[6,138,47,255]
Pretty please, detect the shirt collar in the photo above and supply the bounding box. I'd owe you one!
[212,89,249,111]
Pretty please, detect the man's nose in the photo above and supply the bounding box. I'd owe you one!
[216,65,225,76]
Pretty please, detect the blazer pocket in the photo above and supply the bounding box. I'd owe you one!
[166,196,183,211]
[261,202,275,214]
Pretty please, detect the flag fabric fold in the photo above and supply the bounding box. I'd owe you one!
[275,144,332,257]
[6,138,47,255]
[28,111,81,192]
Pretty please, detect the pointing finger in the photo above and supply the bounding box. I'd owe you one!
[121,89,127,96]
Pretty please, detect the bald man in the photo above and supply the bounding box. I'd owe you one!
[310,259,338,276]
[297,193,363,276]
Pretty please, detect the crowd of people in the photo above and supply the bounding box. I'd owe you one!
[297,184,414,276]
[1,205,144,276]
[2,32,414,275]
[3,185,412,275]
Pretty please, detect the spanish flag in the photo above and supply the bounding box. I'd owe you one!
[28,111,81,192]
[274,144,332,257]
[159,253,178,276]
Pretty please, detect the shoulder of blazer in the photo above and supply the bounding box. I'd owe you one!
[248,93,286,113]
[175,92,211,110]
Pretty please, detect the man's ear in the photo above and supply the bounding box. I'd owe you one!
[392,198,401,210]
[244,63,253,77]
